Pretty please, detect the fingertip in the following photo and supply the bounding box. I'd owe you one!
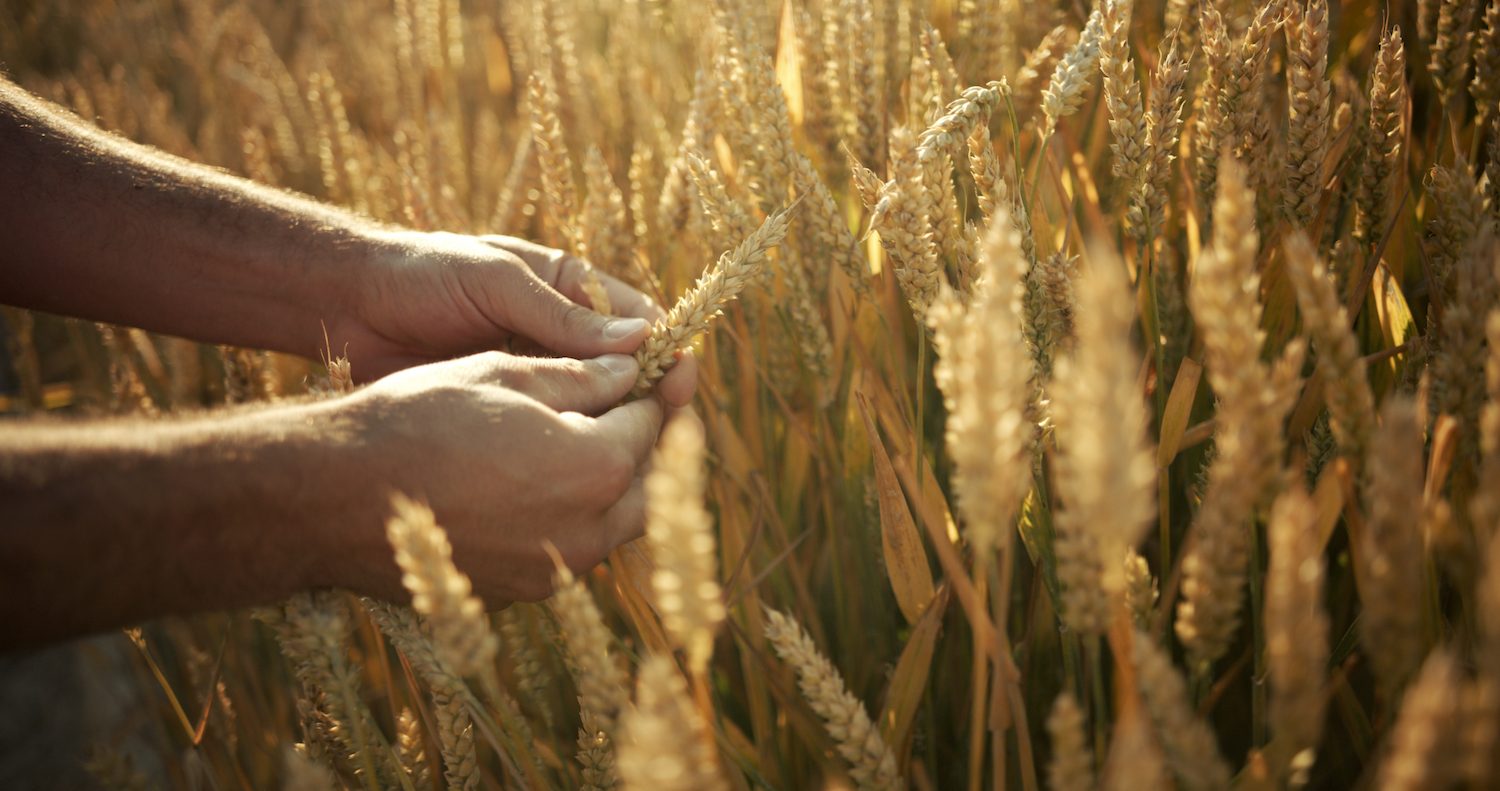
[602,316,651,344]
[656,348,699,409]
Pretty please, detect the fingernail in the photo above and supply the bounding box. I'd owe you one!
[595,353,638,375]
[602,317,650,340]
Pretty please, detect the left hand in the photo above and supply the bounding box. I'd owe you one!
[330,231,696,408]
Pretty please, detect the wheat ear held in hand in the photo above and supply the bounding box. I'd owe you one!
[633,201,799,391]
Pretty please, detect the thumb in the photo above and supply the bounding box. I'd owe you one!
[496,353,640,415]
[503,273,652,357]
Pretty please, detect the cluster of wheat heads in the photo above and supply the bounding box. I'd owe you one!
[12,0,1500,788]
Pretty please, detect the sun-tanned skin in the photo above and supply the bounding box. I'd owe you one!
[0,77,697,651]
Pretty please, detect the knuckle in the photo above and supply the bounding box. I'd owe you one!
[496,358,536,392]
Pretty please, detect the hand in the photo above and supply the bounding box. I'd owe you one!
[334,231,696,407]
[323,349,691,605]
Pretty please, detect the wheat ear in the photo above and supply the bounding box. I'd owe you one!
[617,657,729,791]
[1431,0,1477,108]
[633,202,797,390]
[1132,38,1188,247]
[1046,692,1094,791]
[1264,481,1329,779]
[1176,157,1306,671]
[1051,243,1157,633]
[386,493,498,678]
[646,417,726,674]
[1377,649,1462,791]
[1132,630,1232,791]
[1283,232,1374,459]
[929,216,1037,553]
[548,565,630,736]
[1353,28,1406,253]
[1361,397,1430,697]
[1041,7,1106,137]
[1100,0,1149,189]
[1283,0,1332,229]
[527,70,580,255]
[763,607,904,791]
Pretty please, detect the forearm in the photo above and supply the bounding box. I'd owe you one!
[0,78,387,360]
[0,402,384,649]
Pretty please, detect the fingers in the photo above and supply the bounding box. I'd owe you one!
[479,351,640,415]
[485,235,667,319]
[550,253,664,326]
[655,349,698,409]
[599,477,648,547]
[478,246,652,358]
[591,397,664,475]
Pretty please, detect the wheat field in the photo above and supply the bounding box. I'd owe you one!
[3,0,1498,788]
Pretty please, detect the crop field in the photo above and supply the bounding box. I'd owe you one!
[2,0,1497,789]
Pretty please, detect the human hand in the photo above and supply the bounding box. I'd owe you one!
[323,349,695,605]
[333,230,696,407]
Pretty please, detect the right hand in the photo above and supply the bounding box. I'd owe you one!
[321,349,674,606]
